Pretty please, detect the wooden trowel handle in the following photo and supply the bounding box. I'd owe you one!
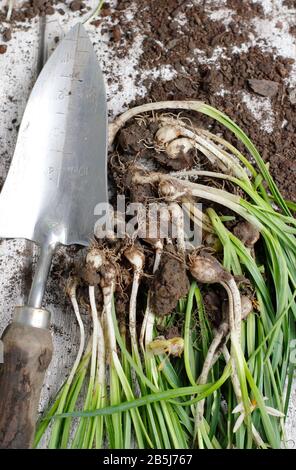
[0,313,53,449]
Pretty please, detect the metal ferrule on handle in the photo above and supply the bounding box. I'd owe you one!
[27,243,56,309]
[14,305,51,330]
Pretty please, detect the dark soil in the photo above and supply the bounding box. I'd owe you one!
[118,121,155,153]
[97,0,296,202]
[150,245,190,316]
[115,265,132,321]
[203,288,225,328]
[116,118,195,172]
[233,221,260,248]
[44,247,81,310]
[0,1,88,27]
[152,144,196,171]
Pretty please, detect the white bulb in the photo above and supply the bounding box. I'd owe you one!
[124,247,145,270]
[166,137,195,159]
[86,249,104,270]
[155,125,180,144]
[158,180,176,197]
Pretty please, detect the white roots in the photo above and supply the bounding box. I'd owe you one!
[6,0,14,21]
[124,247,145,356]
[101,266,117,354]
[189,255,244,438]
[61,100,266,448]
[67,279,86,387]
[89,285,105,389]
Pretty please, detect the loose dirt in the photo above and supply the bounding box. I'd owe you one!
[0,1,87,23]
[116,119,195,171]
[1,1,295,200]
[96,0,296,202]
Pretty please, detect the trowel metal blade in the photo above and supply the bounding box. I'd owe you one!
[0,23,108,247]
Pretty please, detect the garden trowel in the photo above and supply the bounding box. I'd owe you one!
[0,23,108,448]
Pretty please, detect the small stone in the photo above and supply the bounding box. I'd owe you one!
[2,28,12,42]
[248,79,279,98]
[0,44,7,54]
[54,36,59,44]
[289,88,296,105]
[57,8,65,15]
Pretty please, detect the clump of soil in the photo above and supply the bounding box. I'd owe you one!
[247,79,279,98]
[116,119,195,172]
[150,245,190,316]
[0,1,57,21]
[115,265,133,319]
[118,121,154,153]
[45,247,81,309]
[203,288,225,328]
[269,150,296,202]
